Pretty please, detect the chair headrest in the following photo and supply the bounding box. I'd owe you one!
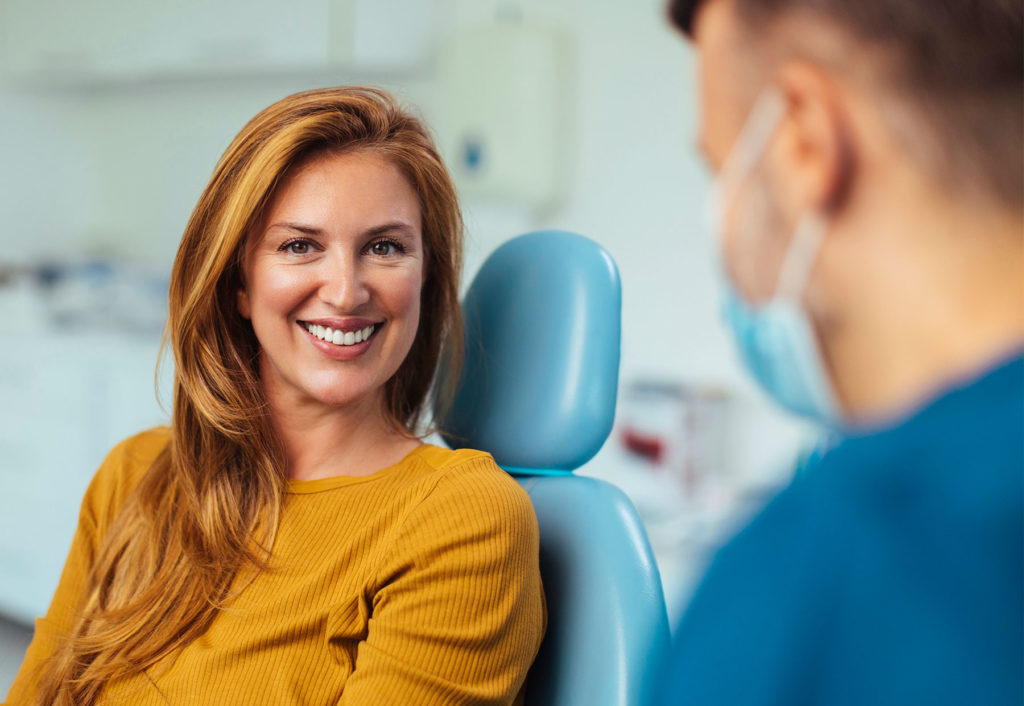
[436,230,621,473]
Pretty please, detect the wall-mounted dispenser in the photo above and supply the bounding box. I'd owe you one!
[433,15,571,212]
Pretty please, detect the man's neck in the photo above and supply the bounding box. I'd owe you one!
[821,196,1024,427]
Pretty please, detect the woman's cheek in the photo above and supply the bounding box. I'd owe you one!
[392,267,424,345]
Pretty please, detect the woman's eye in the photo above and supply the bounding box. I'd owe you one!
[369,240,403,257]
[282,239,312,255]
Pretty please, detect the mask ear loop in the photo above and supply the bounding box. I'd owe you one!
[715,89,788,202]
[775,211,827,301]
[709,88,788,279]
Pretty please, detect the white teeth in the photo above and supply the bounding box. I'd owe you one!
[303,322,376,347]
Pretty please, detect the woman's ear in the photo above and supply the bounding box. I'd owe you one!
[237,287,251,319]
[236,247,252,319]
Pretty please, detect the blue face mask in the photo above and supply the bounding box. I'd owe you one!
[710,90,840,424]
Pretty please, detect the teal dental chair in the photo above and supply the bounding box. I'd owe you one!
[436,231,671,705]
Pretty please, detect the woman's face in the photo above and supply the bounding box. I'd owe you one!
[238,150,424,415]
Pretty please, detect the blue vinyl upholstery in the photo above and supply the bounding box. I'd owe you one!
[436,230,671,705]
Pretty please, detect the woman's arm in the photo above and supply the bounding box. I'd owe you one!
[338,458,546,706]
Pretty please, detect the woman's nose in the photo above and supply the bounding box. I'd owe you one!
[318,253,371,311]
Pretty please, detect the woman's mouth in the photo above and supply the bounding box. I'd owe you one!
[300,321,381,347]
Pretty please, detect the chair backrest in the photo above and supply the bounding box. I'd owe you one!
[436,230,671,705]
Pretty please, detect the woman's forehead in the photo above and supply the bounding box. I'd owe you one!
[257,151,422,239]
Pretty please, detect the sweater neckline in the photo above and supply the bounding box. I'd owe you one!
[285,444,432,494]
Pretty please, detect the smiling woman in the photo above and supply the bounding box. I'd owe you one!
[6,87,545,706]
[238,152,427,441]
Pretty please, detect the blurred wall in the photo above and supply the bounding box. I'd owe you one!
[1,0,737,382]
[2,0,804,432]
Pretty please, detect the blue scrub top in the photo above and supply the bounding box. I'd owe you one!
[648,353,1024,706]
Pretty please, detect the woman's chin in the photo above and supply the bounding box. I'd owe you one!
[304,383,387,413]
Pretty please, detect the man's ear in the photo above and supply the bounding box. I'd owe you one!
[237,287,251,319]
[773,61,853,214]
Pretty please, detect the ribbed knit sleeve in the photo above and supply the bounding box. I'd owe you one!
[340,456,546,705]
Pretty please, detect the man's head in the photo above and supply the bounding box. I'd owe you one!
[670,0,1024,422]
[674,0,1022,209]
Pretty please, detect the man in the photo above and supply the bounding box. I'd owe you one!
[649,0,1023,704]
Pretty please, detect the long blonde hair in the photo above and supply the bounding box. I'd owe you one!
[35,87,464,704]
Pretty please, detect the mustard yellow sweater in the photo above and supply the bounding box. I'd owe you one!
[6,428,545,705]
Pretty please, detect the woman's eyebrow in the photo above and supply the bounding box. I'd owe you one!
[265,220,417,239]
[267,222,323,235]
[363,221,417,238]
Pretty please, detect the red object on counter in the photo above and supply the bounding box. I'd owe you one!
[621,427,666,464]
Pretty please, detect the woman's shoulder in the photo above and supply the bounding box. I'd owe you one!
[406,444,536,525]
[109,425,172,458]
[412,444,517,490]
[373,445,540,577]
[99,426,172,482]
[84,426,171,526]
[412,443,498,472]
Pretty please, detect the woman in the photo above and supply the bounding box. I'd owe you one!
[7,87,545,705]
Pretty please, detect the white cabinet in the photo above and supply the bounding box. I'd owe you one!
[0,333,170,624]
[0,0,435,82]
[433,21,570,210]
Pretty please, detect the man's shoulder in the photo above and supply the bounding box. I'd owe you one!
[717,347,1024,590]
[712,464,849,580]
[716,345,1024,571]
[821,352,1024,511]
[661,356,1024,705]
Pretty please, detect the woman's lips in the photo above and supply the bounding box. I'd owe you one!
[298,320,383,359]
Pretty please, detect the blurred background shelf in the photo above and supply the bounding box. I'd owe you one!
[1,0,435,84]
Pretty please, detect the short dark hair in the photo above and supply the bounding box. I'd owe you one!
[668,0,1024,208]
[667,0,701,35]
